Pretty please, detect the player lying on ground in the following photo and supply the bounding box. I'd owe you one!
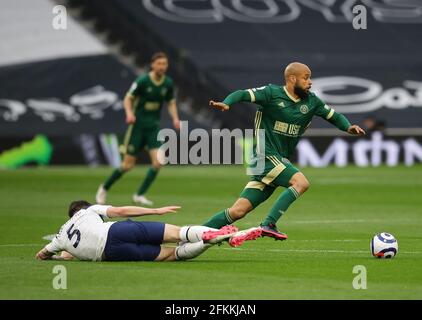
[96,52,180,206]
[35,200,261,262]
[203,62,366,240]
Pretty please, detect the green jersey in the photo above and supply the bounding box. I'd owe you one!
[244,84,349,159]
[127,73,175,128]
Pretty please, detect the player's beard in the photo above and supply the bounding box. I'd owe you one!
[294,84,309,100]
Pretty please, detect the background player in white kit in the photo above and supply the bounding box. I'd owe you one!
[35,200,262,262]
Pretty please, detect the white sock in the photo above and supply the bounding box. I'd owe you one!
[179,226,218,243]
[175,241,212,260]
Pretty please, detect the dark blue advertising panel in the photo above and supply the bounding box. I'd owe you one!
[112,0,422,128]
[0,55,132,136]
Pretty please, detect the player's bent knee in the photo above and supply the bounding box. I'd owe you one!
[289,173,310,194]
[294,179,310,194]
[121,163,133,171]
[152,162,161,170]
[121,160,135,171]
[163,224,180,243]
[302,182,310,193]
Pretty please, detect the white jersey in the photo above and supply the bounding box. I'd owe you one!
[45,205,115,261]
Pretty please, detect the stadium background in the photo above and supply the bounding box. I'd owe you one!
[1,0,421,167]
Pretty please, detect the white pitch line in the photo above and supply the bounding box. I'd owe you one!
[0,244,44,248]
[287,239,363,242]
[221,248,368,254]
[290,219,375,224]
[290,219,422,224]
[242,219,421,225]
[287,239,422,243]
[221,247,422,255]
[1,243,421,255]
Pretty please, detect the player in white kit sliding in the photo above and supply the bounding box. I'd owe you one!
[35,200,262,262]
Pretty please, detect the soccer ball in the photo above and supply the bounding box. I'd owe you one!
[370,232,398,259]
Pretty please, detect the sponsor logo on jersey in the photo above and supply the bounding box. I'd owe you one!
[278,101,285,108]
[161,88,168,96]
[147,87,153,92]
[274,121,301,136]
[145,102,160,111]
[300,105,309,114]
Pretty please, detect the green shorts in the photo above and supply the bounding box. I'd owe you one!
[239,155,300,208]
[119,124,162,156]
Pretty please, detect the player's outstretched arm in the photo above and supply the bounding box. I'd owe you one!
[347,124,366,135]
[106,205,181,218]
[209,100,230,112]
[36,236,63,260]
[210,89,251,112]
[325,110,365,136]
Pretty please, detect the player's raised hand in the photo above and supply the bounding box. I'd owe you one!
[347,125,366,135]
[155,206,181,215]
[126,113,136,124]
[209,100,230,112]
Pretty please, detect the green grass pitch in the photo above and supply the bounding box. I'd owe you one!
[0,165,421,299]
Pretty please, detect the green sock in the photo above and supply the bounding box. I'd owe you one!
[203,209,233,228]
[137,167,159,195]
[262,186,300,226]
[103,168,125,190]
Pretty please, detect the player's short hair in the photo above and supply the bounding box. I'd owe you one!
[151,52,168,62]
[68,200,92,218]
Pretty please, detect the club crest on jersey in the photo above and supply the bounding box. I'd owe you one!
[161,88,167,96]
[147,87,153,92]
[278,101,285,108]
[300,105,309,114]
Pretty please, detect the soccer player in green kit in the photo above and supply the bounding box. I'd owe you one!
[203,62,366,240]
[96,52,180,206]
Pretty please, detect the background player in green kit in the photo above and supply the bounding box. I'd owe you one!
[96,52,180,206]
[203,62,366,239]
